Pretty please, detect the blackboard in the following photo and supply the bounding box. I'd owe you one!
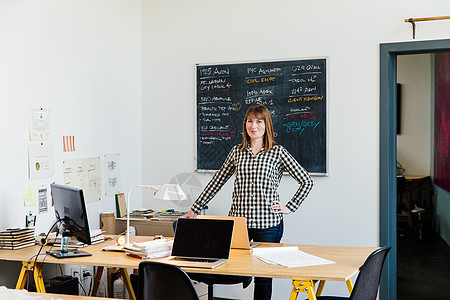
[196,58,328,175]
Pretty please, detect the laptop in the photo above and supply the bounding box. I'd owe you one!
[159,218,234,269]
[197,215,259,249]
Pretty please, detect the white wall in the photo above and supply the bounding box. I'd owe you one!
[397,54,432,176]
[0,0,141,287]
[141,0,450,298]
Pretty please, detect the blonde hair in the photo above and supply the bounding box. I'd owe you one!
[239,105,277,152]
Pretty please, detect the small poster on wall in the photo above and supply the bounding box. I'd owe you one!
[29,108,51,141]
[38,188,48,214]
[28,142,54,180]
[104,153,122,197]
[63,157,102,203]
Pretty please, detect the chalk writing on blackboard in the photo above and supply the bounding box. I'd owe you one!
[196,58,328,175]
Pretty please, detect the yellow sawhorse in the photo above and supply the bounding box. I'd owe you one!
[289,278,354,300]
[15,261,46,293]
[15,262,136,299]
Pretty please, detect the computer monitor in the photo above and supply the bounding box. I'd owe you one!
[47,183,92,258]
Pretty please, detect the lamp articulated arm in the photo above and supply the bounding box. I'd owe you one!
[126,185,158,245]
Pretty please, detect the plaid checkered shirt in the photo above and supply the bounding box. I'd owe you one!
[191,145,314,229]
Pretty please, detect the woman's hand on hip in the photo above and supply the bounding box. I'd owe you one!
[271,200,292,214]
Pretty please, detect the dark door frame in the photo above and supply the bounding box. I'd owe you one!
[379,38,450,300]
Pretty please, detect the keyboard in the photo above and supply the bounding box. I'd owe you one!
[171,257,219,263]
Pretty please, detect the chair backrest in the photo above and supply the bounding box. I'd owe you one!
[397,176,406,193]
[138,261,199,300]
[350,246,391,300]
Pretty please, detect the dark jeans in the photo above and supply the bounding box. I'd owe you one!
[248,221,284,300]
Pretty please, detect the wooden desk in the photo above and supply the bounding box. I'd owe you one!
[0,288,116,299]
[404,175,430,181]
[0,237,378,300]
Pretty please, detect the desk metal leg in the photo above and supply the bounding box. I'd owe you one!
[91,266,136,300]
[345,278,353,294]
[119,268,136,300]
[15,261,46,293]
[91,266,104,297]
[316,280,325,296]
[289,279,317,300]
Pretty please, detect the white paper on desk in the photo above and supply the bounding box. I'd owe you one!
[102,244,125,252]
[254,256,278,265]
[0,286,32,298]
[132,238,173,250]
[252,247,335,268]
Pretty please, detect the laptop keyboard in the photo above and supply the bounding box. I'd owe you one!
[171,257,219,263]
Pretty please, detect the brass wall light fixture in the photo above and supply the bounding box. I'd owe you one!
[405,16,450,39]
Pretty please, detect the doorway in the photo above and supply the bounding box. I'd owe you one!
[379,39,450,300]
[396,53,450,299]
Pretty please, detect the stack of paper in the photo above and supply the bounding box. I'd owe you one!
[46,229,105,248]
[251,246,335,268]
[124,238,173,259]
[90,229,105,244]
[0,228,35,250]
[129,208,155,219]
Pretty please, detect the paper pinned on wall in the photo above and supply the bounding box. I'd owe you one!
[38,188,48,213]
[24,188,37,206]
[104,153,122,197]
[29,108,51,141]
[63,157,102,203]
[63,136,75,152]
[28,142,54,180]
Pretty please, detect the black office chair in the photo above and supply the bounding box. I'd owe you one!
[397,175,408,215]
[397,175,413,233]
[138,261,199,300]
[411,182,435,240]
[172,219,252,300]
[306,246,391,300]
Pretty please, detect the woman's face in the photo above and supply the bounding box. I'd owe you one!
[246,114,266,142]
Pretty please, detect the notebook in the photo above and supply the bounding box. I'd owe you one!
[159,218,234,268]
[197,215,259,249]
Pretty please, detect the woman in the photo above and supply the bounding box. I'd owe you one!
[183,104,313,299]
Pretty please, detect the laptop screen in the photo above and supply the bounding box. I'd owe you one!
[172,218,234,259]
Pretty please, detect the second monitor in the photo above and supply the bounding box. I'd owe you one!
[47,183,92,258]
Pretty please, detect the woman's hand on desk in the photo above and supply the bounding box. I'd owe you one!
[182,210,196,218]
[271,200,292,215]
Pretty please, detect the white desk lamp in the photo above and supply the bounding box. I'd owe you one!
[126,184,187,246]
